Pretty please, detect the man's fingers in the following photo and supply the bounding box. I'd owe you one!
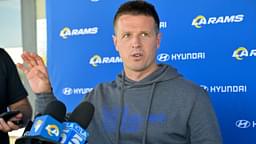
[21,52,33,68]
[7,121,20,130]
[0,118,11,132]
[35,55,48,75]
[27,52,39,67]
[36,54,45,66]
[21,51,38,68]
[16,63,29,74]
[21,52,48,75]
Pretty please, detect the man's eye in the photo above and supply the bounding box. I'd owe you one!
[123,33,130,38]
[141,33,149,37]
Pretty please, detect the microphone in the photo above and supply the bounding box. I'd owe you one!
[60,101,94,144]
[22,120,33,136]
[15,100,67,144]
[15,136,58,144]
[22,113,42,136]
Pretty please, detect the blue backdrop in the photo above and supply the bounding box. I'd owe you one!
[46,0,256,143]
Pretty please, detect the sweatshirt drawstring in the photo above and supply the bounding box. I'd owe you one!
[116,72,125,144]
[142,82,156,144]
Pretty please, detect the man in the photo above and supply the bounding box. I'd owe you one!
[0,48,32,144]
[18,1,222,143]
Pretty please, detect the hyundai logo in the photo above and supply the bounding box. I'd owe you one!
[157,53,170,62]
[200,85,208,91]
[235,120,251,128]
[63,87,73,95]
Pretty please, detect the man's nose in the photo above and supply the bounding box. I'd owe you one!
[131,36,141,49]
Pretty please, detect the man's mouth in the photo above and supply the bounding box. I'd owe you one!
[132,53,143,57]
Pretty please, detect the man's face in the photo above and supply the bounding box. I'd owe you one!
[113,15,161,73]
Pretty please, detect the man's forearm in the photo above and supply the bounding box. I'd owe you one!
[9,98,32,126]
[35,92,57,114]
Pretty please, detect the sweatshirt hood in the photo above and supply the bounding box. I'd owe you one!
[116,64,181,87]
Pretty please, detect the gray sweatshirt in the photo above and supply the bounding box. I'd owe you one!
[36,64,222,144]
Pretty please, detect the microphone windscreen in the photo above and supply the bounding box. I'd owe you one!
[34,113,42,118]
[22,113,42,136]
[69,101,94,129]
[44,100,67,122]
[15,136,58,144]
[22,121,33,136]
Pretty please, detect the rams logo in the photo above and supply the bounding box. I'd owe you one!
[45,125,60,137]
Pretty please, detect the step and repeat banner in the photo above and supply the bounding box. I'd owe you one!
[46,0,256,143]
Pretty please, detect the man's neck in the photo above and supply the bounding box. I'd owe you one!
[124,64,159,81]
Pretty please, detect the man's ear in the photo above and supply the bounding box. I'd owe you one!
[156,32,162,49]
[112,35,119,51]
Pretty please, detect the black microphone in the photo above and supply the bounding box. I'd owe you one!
[43,100,66,122]
[59,101,94,144]
[15,100,67,144]
[22,113,42,136]
[15,135,58,144]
